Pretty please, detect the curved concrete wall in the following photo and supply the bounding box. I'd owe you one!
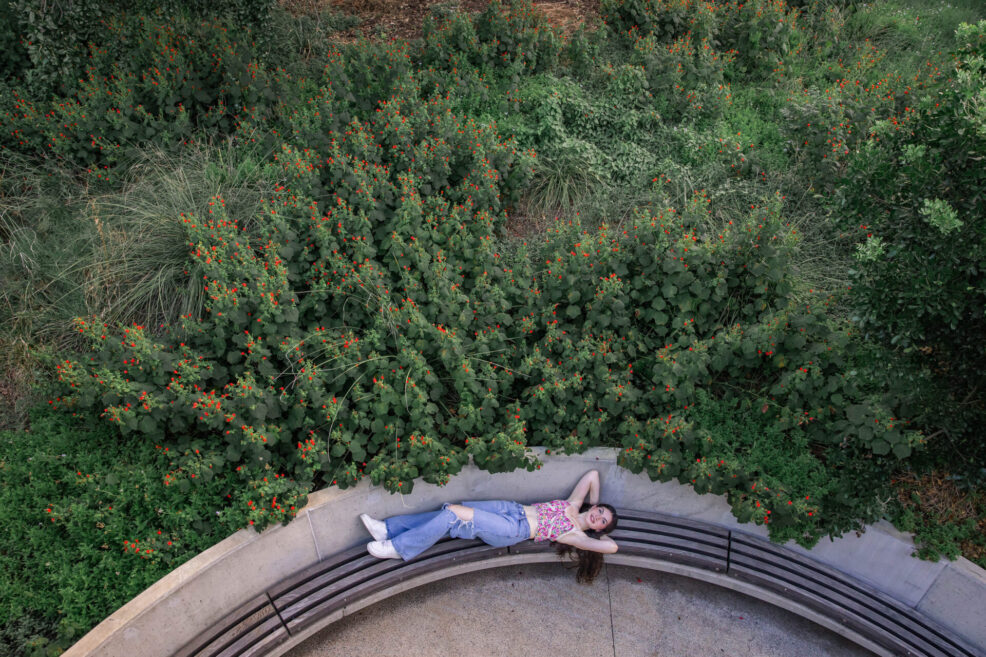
[64,448,986,657]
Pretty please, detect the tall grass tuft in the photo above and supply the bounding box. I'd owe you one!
[0,140,278,428]
[524,139,610,219]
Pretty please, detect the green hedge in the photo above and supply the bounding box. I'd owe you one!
[0,410,227,657]
[835,20,986,471]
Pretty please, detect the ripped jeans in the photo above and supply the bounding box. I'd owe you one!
[384,500,531,561]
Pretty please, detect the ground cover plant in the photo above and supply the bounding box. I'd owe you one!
[2,0,985,654]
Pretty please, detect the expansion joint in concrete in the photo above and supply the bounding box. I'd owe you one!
[726,530,733,575]
[914,562,946,610]
[268,591,292,637]
[604,564,617,657]
[306,512,322,562]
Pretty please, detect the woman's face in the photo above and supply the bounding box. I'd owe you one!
[586,505,613,531]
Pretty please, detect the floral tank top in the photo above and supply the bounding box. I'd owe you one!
[532,500,575,542]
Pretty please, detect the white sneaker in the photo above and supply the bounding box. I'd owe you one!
[367,539,401,559]
[360,513,389,541]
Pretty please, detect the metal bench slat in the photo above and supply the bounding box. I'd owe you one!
[616,509,730,540]
[173,594,281,657]
[213,614,286,657]
[275,538,496,620]
[728,554,962,657]
[267,544,370,601]
[613,528,728,569]
[272,552,388,612]
[283,543,507,634]
[616,517,730,550]
[729,534,978,657]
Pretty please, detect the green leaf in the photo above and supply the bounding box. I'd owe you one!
[846,404,868,425]
[350,443,366,461]
[871,439,891,455]
[786,334,806,350]
[892,443,912,459]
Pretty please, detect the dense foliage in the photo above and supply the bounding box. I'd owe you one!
[0,410,223,657]
[36,0,919,545]
[2,0,984,654]
[837,22,986,468]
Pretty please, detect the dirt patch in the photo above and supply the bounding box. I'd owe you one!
[504,200,554,241]
[894,470,986,564]
[533,0,599,37]
[280,0,600,43]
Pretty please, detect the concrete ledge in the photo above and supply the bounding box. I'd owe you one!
[64,448,986,657]
[917,556,986,649]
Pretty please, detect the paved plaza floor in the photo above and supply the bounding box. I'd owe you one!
[285,563,874,657]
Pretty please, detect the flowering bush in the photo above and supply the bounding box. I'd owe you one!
[0,410,228,656]
[421,0,561,75]
[0,12,278,176]
[837,21,986,462]
[53,114,918,546]
[6,0,274,96]
[601,0,721,44]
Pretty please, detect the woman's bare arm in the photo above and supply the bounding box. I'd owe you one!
[557,531,618,554]
[566,470,600,508]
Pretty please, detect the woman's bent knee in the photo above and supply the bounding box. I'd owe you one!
[447,504,474,522]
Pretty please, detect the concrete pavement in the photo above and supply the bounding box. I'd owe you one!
[285,563,873,657]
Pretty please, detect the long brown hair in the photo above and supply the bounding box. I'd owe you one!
[554,503,618,584]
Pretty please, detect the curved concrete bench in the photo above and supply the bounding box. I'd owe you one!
[65,449,986,657]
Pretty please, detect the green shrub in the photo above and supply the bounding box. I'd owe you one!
[626,27,734,121]
[687,390,892,544]
[51,130,921,546]
[719,0,805,78]
[601,0,721,44]
[525,138,609,216]
[837,20,986,466]
[4,11,973,650]
[0,12,278,174]
[0,2,29,84]
[0,141,278,356]
[601,0,802,82]
[420,0,561,76]
[0,409,229,657]
[5,0,275,95]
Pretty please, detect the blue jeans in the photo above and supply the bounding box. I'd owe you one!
[384,500,531,561]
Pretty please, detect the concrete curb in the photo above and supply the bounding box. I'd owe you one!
[64,448,986,657]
